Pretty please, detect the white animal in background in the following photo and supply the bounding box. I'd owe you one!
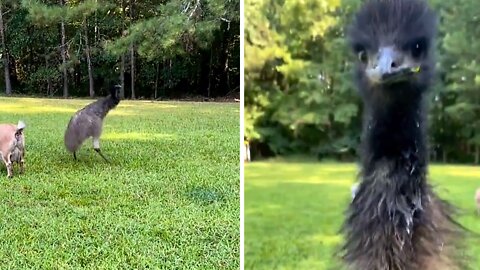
[0,120,26,178]
[351,182,359,200]
[243,137,251,162]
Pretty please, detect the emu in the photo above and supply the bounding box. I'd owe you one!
[0,120,26,178]
[342,0,463,269]
[64,85,121,162]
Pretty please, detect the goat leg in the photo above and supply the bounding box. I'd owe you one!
[19,159,25,174]
[6,161,12,178]
[1,153,12,178]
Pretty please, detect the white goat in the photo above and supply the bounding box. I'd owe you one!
[0,120,26,178]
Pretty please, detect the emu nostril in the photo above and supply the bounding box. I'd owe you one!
[391,61,398,68]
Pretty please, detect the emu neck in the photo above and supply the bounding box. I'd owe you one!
[82,95,120,120]
[98,95,120,119]
[362,88,427,176]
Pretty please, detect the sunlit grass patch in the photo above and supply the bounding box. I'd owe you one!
[245,161,480,269]
[102,132,176,141]
[0,97,239,269]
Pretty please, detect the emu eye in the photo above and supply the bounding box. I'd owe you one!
[357,50,368,63]
[353,44,368,64]
[410,38,428,58]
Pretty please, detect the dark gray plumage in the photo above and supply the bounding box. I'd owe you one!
[342,1,465,269]
[64,85,121,162]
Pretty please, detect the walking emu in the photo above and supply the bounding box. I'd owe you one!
[342,0,463,269]
[64,85,121,162]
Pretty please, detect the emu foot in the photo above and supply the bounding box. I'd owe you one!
[94,148,110,163]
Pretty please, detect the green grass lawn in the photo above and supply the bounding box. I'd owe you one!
[245,159,480,269]
[0,97,239,269]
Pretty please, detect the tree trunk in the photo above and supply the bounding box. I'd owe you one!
[118,0,125,99]
[442,150,447,163]
[130,45,135,99]
[0,4,12,95]
[45,55,51,95]
[94,0,98,44]
[475,144,479,164]
[162,60,166,97]
[154,61,159,99]
[129,0,135,99]
[120,54,125,98]
[60,0,68,98]
[207,47,213,98]
[168,59,172,96]
[84,20,94,98]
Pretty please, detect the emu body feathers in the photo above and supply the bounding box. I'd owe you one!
[64,85,121,161]
[342,1,463,269]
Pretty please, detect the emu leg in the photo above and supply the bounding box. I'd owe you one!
[93,137,110,163]
[73,152,77,160]
[94,148,110,163]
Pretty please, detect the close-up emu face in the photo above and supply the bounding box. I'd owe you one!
[349,0,437,97]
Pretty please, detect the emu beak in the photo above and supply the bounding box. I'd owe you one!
[366,47,420,85]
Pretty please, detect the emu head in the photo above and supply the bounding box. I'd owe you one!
[110,84,122,100]
[348,0,437,103]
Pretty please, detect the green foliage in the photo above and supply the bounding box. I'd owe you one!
[22,0,100,24]
[105,0,236,60]
[245,0,360,156]
[25,65,61,93]
[0,97,239,269]
[245,161,480,269]
[246,0,480,163]
[435,0,480,153]
[0,0,238,98]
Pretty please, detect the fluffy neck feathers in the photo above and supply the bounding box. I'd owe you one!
[361,84,428,177]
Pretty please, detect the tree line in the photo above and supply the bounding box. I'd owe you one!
[0,0,239,99]
[245,0,480,163]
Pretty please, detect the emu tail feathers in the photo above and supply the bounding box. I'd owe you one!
[64,117,84,153]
